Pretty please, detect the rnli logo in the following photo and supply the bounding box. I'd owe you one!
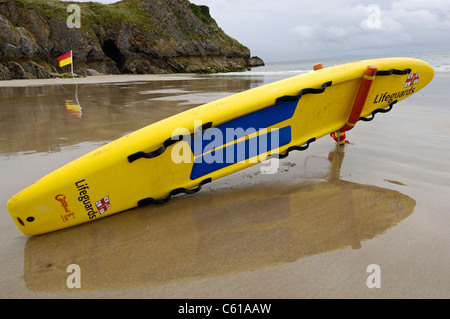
[95,196,111,215]
[405,73,419,88]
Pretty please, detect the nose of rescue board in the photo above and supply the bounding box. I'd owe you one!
[6,57,435,236]
[7,189,49,236]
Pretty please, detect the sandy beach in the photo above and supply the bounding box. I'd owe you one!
[0,74,204,87]
[1,68,449,299]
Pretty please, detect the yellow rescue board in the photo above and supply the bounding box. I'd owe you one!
[7,58,434,235]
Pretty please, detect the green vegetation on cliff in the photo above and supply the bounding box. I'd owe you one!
[189,3,212,23]
[0,0,264,80]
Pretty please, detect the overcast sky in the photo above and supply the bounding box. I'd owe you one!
[64,0,450,62]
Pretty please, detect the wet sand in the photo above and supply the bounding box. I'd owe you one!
[1,71,449,298]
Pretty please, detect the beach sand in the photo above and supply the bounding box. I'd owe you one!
[0,71,449,299]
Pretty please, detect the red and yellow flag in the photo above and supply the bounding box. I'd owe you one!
[57,51,72,67]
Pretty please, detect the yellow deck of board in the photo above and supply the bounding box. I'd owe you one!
[7,58,434,235]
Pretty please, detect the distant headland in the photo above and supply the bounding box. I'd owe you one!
[0,0,264,80]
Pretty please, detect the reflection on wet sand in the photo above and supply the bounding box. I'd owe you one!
[24,146,415,291]
[0,76,262,155]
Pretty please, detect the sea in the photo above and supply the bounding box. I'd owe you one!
[216,50,450,85]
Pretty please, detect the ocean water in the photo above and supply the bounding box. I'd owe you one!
[214,50,450,85]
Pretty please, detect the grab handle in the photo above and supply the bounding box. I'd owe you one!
[340,65,378,132]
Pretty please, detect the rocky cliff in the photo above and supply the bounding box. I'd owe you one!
[0,0,264,80]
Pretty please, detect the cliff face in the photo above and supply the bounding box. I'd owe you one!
[0,0,264,80]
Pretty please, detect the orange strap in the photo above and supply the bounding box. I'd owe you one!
[340,65,378,132]
[313,63,376,144]
[330,131,348,145]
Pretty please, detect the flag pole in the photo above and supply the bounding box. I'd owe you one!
[71,50,74,76]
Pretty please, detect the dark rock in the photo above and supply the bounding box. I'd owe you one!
[0,63,12,80]
[0,0,264,80]
[246,56,265,67]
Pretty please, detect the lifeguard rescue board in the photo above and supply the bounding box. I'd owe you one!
[7,57,434,235]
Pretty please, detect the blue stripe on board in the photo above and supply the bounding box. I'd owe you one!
[190,126,292,180]
[189,100,297,156]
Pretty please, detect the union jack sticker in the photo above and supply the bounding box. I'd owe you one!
[96,196,111,215]
[405,72,419,88]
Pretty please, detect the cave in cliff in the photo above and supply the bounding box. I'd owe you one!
[102,40,125,72]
